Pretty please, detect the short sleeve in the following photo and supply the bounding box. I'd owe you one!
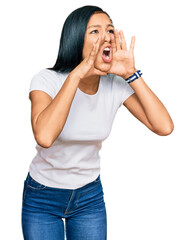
[112,74,135,107]
[29,69,57,99]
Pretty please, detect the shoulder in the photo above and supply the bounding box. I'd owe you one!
[32,68,60,80]
[30,68,65,89]
[29,68,64,99]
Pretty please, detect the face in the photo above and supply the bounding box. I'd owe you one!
[82,12,115,72]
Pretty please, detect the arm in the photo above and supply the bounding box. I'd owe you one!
[123,74,174,135]
[30,72,80,148]
[30,35,107,148]
[108,30,174,136]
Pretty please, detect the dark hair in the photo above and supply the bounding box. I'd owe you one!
[47,5,113,73]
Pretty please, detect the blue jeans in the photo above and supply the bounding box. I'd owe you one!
[21,172,107,240]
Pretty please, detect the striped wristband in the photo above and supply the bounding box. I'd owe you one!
[125,70,143,84]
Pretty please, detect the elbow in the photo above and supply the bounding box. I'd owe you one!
[154,122,174,136]
[35,132,53,148]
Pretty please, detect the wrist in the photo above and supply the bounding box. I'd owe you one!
[124,69,143,84]
[122,68,137,80]
[69,70,82,83]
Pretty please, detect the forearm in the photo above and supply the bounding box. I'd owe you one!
[35,71,80,147]
[128,76,174,134]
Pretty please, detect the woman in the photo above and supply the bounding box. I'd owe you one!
[21,5,174,240]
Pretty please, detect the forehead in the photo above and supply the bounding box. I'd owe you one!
[87,13,112,26]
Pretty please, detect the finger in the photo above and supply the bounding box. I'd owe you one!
[129,36,135,53]
[88,40,98,62]
[119,30,127,50]
[96,33,105,53]
[114,29,121,51]
[93,34,106,55]
[88,35,102,62]
[110,34,116,53]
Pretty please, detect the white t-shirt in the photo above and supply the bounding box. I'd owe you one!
[28,68,135,189]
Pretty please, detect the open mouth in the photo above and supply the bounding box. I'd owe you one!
[102,47,112,63]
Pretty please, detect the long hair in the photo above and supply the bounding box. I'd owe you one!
[47,5,112,73]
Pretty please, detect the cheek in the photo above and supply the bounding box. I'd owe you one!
[82,47,87,59]
[82,37,97,59]
[82,43,90,59]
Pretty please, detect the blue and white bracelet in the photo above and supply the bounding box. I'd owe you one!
[125,70,143,84]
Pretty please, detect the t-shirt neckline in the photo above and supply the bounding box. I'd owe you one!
[77,75,102,97]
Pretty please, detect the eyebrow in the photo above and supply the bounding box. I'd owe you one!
[87,24,114,29]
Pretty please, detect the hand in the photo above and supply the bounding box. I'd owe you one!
[72,34,107,80]
[108,29,137,79]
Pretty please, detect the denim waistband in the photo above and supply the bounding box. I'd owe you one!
[25,172,101,191]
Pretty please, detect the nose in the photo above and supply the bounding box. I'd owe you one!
[104,31,111,43]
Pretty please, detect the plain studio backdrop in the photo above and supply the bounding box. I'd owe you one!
[0,0,194,239]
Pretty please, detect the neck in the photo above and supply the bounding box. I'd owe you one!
[78,75,100,91]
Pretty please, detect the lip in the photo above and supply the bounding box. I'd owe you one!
[101,45,112,63]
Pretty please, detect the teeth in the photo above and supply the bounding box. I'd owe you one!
[104,47,110,51]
